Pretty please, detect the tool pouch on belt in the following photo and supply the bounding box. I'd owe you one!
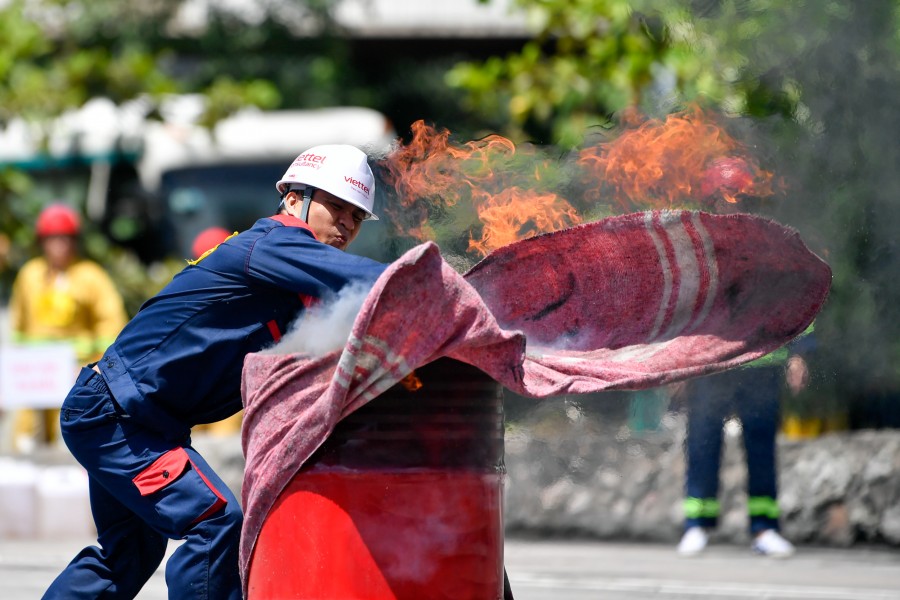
[133,447,227,534]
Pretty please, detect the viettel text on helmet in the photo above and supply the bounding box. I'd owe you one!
[345,176,370,197]
[293,152,327,167]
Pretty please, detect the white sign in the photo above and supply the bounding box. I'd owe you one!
[0,344,77,409]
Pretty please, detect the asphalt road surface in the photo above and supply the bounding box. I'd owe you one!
[505,538,900,600]
[3,536,899,599]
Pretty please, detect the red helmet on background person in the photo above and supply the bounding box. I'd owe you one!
[36,203,81,237]
[192,226,232,259]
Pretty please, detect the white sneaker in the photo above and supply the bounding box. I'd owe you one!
[752,529,795,558]
[677,527,708,556]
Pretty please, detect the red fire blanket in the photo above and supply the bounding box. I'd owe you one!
[239,210,831,588]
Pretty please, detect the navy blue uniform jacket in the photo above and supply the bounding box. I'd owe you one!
[94,214,387,441]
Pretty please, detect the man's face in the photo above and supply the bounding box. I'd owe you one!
[287,189,367,250]
[40,235,78,270]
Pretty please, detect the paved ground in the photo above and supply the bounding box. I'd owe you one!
[4,535,899,599]
[505,538,900,600]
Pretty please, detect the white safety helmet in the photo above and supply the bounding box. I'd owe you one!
[276,144,378,221]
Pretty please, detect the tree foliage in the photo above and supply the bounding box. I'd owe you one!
[448,0,823,146]
[0,0,332,128]
[448,0,675,146]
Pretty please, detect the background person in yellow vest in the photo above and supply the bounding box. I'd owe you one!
[8,203,127,452]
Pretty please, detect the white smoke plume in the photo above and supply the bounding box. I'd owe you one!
[263,282,374,356]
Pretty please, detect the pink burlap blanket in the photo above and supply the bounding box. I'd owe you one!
[239,210,831,589]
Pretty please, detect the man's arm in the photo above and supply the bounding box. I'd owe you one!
[245,226,388,297]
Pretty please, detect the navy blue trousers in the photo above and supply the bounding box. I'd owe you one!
[43,367,242,600]
[684,365,783,535]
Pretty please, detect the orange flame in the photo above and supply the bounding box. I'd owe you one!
[379,106,781,258]
[380,121,574,256]
[380,121,517,215]
[467,188,581,256]
[577,106,777,210]
[399,371,423,392]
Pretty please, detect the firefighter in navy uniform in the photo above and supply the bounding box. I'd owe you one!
[43,145,387,600]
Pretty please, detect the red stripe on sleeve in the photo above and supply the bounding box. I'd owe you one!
[266,320,282,342]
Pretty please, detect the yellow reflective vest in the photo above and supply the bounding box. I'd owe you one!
[9,257,128,363]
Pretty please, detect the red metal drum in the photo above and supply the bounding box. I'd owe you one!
[247,358,506,600]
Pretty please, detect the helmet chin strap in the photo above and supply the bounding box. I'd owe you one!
[300,188,314,222]
[278,187,316,222]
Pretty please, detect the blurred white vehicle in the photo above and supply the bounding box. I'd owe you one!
[0,96,397,261]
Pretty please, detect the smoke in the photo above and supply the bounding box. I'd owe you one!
[263,282,374,356]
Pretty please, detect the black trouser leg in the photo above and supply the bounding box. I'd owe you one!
[504,567,514,599]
